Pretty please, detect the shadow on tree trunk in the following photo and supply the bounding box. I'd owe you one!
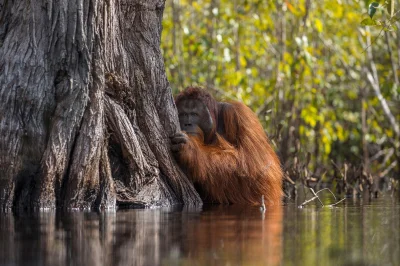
[0,0,201,209]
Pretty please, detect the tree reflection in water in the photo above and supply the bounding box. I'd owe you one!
[1,197,399,266]
[0,205,282,266]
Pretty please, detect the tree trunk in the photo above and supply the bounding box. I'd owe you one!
[0,0,201,209]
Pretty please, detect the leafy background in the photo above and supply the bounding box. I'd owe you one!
[161,0,400,196]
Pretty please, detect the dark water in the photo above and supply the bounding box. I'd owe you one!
[0,195,399,266]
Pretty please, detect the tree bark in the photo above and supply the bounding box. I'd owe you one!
[0,0,201,209]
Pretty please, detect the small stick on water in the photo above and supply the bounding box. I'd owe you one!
[299,195,322,208]
[260,195,266,212]
[327,198,346,207]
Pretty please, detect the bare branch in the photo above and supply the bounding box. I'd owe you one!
[365,69,400,137]
[298,195,322,208]
[364,27,400,137]
[327,198,346,207]
[315,188,337,201]
[379,160,398,178]
[298,187,345,208]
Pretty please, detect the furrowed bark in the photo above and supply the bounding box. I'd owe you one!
[0,0,201,209]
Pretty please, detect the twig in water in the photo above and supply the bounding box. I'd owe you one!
[298,188,346,208]
[315,188,337,201]
[298,194,322,208]
[327,198,346,207]
[310,188,324,206]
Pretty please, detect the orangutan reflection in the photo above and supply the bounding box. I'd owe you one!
[183,205,283,266]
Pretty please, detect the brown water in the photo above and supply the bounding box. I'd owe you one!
[0,195,399,266]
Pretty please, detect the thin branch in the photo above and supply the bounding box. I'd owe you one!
[255,96,274,116]
[327,198,346,207]
[370,147,393,161]
[384,31,399,85]
[298,187,345,208]
[331,160,345,179]
[379,160,398,178]
[298,195,322,208]
[364,26,400,138]
[315,188,337,201]
[310,188,324,206]
[365,69,400,137]
[362,9,400,52]
[284,172,296,185]
[362,26,385,53]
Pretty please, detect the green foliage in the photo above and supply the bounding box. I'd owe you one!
[368,2,379,18]
[361,1,399,31]
[162,0,400,186]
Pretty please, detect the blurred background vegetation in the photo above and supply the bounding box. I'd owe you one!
[161,0,400,198]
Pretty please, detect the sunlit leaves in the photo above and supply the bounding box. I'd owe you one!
[301,105,319,128]
[368,2,379,18]
[315,19,323,33]
[361,1,398,31]
[161,0,399,173]
[361,18,379,26]
[285,1,296,14]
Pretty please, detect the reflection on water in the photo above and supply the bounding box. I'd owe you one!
[283,196,400,266]
[0,196,399,266]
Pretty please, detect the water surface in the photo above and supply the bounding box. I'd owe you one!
[0,195,399,266]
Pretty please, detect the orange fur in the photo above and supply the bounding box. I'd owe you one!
[176,88,283,206]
